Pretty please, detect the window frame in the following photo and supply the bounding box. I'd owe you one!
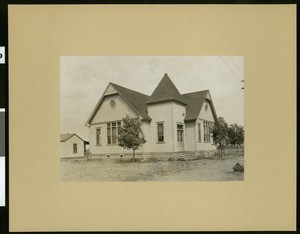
[203,121,212,143]
[107,121,122,145]
[205,104,208,112]
[107,123,111,144]
[73,143,77,154]
[157,122,164,143]
[96,127,101,146]
[110,100,116,109]
[177,124,184,143]
[198,122,201,143]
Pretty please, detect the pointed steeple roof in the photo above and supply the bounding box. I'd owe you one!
[146,73,187,105]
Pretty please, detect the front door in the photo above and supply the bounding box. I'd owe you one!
[177,124,184,151]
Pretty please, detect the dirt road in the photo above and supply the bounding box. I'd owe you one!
[152,156,244,181]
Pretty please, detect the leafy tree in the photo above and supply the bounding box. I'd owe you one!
[211,117,229,156]
[118,115,146,163]
[228,124,244,152]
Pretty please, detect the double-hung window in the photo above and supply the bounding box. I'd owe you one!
[203,121,211,143]
[107,121,121,145]
[96,128,101,145]
[198,123,201,143]
[157,123,164,142]
[177,124,183,143]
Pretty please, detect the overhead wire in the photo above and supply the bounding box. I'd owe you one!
[229,57,243,72]
[214,90,243,104]
[219,56,243,82]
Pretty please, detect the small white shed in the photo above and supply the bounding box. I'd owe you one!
[60,133,88,158]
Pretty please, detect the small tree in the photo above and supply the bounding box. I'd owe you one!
[228,124,244,152]
[118,115,146,163]
[211,117,229,156]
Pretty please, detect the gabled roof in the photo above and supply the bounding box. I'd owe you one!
[146,73,187,105]
[182,90,218,122]
[85,73,218,126]
[60,133,86,142]
[85,83,151,126]
[182,91,208,121]
[110,83,151,121]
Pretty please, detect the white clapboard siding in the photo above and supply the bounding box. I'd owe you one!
[61,135,85,158]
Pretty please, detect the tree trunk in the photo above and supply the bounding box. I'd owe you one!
[133,149,135,163]
[237,144,239,153]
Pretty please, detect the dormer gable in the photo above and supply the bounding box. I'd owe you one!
[205,92,211,100]
[103,83,118,96]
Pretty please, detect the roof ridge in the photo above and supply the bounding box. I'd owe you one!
[60,133,88,143]
[182,90,208,95]
[110,82,150,98]
[60,133,76,142]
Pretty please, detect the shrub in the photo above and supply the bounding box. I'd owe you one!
[233,162,244,172]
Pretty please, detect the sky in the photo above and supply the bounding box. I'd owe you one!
[60,56,244,141]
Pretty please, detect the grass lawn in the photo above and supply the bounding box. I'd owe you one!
[61,154,244,181]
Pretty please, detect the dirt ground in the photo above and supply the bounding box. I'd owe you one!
[61,155,244,181]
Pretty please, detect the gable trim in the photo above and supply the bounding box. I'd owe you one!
[184,90,218,123]
[85,85,142,126]
[201,98,218,122]
[85,92,108,127]
[146,98,187,106]
[61,133,86,143]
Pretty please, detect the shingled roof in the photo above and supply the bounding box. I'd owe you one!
[110,83,151,121]
[60,133,87,143]
[182,90,218,122]
[60,133,75,142]
[85,82,151,126]
[146,73,187,105]
[86,74,217,126]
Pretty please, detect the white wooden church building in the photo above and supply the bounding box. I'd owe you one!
[85,74,218,157]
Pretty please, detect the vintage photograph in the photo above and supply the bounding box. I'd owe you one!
[60,56,244,181]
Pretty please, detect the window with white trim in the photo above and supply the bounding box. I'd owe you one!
[177,124,183,143]
[198,123,201,143]
[107,121,121,145]
[157,123,164,142]
[96,128,101,145]
[203,121,211,143]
